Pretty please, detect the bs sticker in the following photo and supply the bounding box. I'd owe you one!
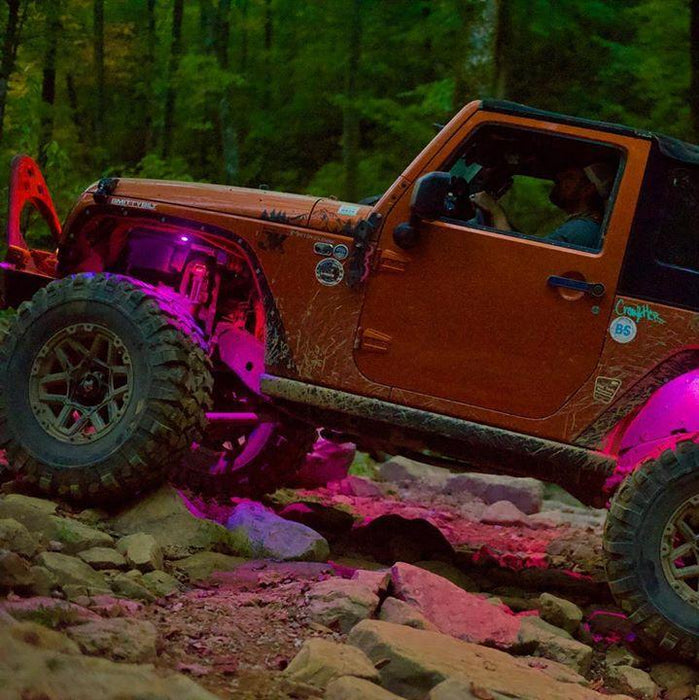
[338,204,360,216]
[315,258,344,286]
[609,316,637,344]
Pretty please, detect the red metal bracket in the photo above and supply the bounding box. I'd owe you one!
[7,154,61,251]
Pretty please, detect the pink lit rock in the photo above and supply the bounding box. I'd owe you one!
[293,439,356,489]
[390,562,522,648]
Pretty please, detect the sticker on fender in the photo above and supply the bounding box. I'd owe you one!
[609,316,637,344]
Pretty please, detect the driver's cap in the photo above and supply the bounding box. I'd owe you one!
[583,162,615,199]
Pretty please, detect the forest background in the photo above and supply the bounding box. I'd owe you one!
[0,0,698,226]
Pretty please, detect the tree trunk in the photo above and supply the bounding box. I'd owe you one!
[492,0,511,99]
[217,0,238,184]
[162,0,184,159]
[0,0,22,143]
[93,0,105,151]
[143,0,157,153]
[38,2,62,169]
[342,0,362,202]
[691,0,699,140]
[263,0,272,107]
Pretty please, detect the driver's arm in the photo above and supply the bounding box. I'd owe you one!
[470,191,512,231]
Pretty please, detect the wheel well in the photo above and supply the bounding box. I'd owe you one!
[602,365,699,494]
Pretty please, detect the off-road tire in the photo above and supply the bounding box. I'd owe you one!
[0,273,213,503]
[604,435,699,661]
[171,419,317,502]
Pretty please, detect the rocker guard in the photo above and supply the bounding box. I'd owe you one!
[260,374,616,507]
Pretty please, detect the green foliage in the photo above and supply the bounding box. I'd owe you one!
[0,0,696,226]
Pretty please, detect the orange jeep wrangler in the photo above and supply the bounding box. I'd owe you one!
[1,100,698,658]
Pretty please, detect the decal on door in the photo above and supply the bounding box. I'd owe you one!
[609,316,637,344]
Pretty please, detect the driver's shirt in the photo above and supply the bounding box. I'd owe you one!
[546,215,601,250]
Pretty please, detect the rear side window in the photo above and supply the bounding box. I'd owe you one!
[655,167,699,272]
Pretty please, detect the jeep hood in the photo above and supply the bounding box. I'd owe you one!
[86,178,373,234]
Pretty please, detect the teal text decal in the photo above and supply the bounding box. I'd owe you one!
[615,299,665,325]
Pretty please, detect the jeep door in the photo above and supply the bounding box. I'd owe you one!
[354,111,650,419]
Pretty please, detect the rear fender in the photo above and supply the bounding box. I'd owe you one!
[604,369,699,493]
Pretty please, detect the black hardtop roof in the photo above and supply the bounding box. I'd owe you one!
[481,100,699,166]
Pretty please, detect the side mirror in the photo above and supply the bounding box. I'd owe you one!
[410,171,453,220]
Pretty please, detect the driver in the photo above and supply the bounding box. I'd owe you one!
[470,162,615,250]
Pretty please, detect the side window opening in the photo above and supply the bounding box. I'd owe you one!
[444,124,623,252]
[655,167,699,273]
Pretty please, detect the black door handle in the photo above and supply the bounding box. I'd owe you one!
[547,275,606,298]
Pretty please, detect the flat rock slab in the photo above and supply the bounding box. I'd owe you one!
[348,620,632,700]
[78,547,127,570]
[66,618,159,663]
[35,552,110,596]
[209,559,332,586]
[173,551,247,582]
[442,473,543,515]
[391,562,521,647]
[0,627,218,700]
[515,617,593,675]
[283,637,380,688]
[0,596,100,623]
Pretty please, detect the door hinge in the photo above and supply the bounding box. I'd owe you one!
[357,328,392,353]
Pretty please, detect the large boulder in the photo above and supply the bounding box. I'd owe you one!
[442,473,544,514]
[116,533,163,572]
[283,638,380,688]
[0,626,218,699]
[107,484,242,558]
[172,551,246,581]
[390,562,521,647]
[306,578,380,633]
[35,552,111,596]
[226,501,329,561]
[66,618,159,663]
[347,620,629,700]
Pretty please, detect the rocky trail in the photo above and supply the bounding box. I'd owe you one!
[0,443,696,700]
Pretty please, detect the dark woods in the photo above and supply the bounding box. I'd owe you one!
[0,0,698,216]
